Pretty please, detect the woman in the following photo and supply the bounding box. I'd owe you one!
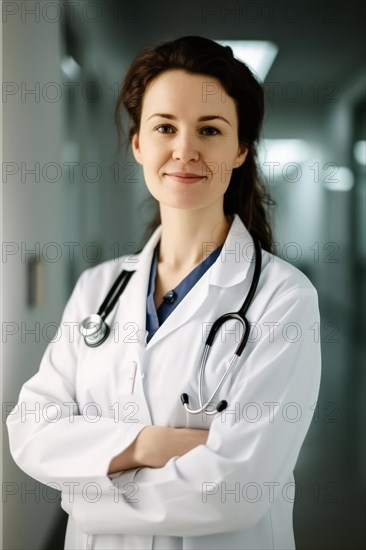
[7,36,321,550]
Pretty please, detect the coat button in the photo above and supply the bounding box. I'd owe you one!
[163,289,177,303]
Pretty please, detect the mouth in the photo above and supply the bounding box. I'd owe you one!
[165,173,207,184]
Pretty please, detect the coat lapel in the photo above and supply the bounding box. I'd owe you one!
[119,214,256,352]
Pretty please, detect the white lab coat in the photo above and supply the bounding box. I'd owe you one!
[7,214,321,550]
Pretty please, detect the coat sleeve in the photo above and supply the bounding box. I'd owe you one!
[6,268,149,496]
[70,286,322,536]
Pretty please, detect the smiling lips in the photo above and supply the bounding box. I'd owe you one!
[165,172,207,183]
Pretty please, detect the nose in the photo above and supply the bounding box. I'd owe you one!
[172,131,200,163]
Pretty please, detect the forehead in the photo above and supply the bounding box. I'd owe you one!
[141,69,236,117]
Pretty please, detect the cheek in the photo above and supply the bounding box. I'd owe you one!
[141,139,165,163]
[211,163,234,188]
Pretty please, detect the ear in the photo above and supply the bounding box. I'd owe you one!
[131,132,143,164]
[235,144,249,169]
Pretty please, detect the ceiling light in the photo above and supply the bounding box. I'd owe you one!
[323,166,354,192]
[354,141,366,166]
[61,55,81,80]
[215,40,278,80]
[258,139,313,165]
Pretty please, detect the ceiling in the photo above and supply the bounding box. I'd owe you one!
[65,0,365,92]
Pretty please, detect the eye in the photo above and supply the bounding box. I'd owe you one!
[155,124,174,134]
[201,126,221,136]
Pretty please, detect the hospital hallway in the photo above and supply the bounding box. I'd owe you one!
[2,0,365,549]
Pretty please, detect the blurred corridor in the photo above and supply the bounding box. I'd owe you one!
[2,1,365,548]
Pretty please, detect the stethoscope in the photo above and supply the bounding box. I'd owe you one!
[79,235,262,415]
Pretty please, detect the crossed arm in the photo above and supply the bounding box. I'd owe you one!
[108,426,209,473]
[7,281,322,537]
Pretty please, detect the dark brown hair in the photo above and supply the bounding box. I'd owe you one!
[114,35,275,253]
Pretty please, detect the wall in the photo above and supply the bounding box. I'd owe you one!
[2,2,74,548]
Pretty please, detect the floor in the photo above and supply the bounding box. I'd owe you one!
[293,296,365,550]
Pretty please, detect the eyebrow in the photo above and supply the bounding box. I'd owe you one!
[146,113,231,126]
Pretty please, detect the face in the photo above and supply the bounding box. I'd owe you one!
[131,69,248,213]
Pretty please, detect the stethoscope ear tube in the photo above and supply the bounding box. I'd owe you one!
[216,400,228,412]
[97,270,135,320]
[180,393,189,406]
[182,234,262,415]
[235,316,251,356]
[180,393,228,414]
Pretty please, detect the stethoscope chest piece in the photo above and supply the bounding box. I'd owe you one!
[79,313,110,347]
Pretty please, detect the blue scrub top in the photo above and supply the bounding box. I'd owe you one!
[146,242,223,343]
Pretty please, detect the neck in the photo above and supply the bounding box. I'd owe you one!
[157,206,233,271]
